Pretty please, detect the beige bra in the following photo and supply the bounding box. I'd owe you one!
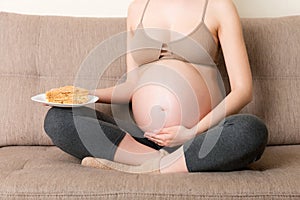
[128,0,220,67]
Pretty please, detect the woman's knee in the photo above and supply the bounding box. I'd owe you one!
[226,114,268,144]
[225,114,268,161]
[183,114,269,172]
[43,107,96,159]
[43,107,74,139]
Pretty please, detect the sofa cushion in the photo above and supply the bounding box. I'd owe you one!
[0,145,299,199]
[0,11,299,146]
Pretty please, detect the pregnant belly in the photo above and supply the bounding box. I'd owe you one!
[131,60,223,133]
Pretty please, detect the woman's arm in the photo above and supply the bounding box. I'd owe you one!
[143,0,253,147]
[91,81,136,104]
[195,0,253,134]
[92,2,140,104]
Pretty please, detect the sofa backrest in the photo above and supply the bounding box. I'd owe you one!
[0,12,299,146]
[0,12,126,146]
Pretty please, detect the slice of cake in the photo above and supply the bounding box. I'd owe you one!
[45,85,89,104]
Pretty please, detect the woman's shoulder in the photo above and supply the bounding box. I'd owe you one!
[127,0,147,15]
[207,0,240,29]
[127,0,148,30]
[209,0,239,18]
[209,0,236,8]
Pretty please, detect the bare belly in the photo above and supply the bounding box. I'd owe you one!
[131,59,224,133]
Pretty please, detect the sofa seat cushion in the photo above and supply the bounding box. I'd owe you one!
[0,145,299,200]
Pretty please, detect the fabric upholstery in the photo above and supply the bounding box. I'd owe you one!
[0,145,299,199]
[0,12,299,147]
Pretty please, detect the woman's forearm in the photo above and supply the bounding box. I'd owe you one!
[194,89,252,135]
[90,80,136,104]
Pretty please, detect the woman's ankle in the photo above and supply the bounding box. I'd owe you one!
[113,133,163,165]
[159,146,189,174]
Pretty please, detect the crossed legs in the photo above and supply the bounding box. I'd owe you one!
[44,106,268,173]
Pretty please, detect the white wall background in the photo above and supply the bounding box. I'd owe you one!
[233,0,300,18]
[0,0,299,18]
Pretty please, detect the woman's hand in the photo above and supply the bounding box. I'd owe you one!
[144,125,197,147]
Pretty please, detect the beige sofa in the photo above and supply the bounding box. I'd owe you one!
[0,11,299,199]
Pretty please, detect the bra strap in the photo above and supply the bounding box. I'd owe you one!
[140,0,151,24]
[202,0,209,21]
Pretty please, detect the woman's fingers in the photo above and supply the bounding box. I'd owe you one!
[145,134,165,145]
[145,134,159,141]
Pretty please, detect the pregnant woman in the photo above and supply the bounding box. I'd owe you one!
[44,0,268,174]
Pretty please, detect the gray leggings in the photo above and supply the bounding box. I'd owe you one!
[44,106,268,172]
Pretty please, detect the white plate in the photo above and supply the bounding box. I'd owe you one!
[31,93,99,107]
